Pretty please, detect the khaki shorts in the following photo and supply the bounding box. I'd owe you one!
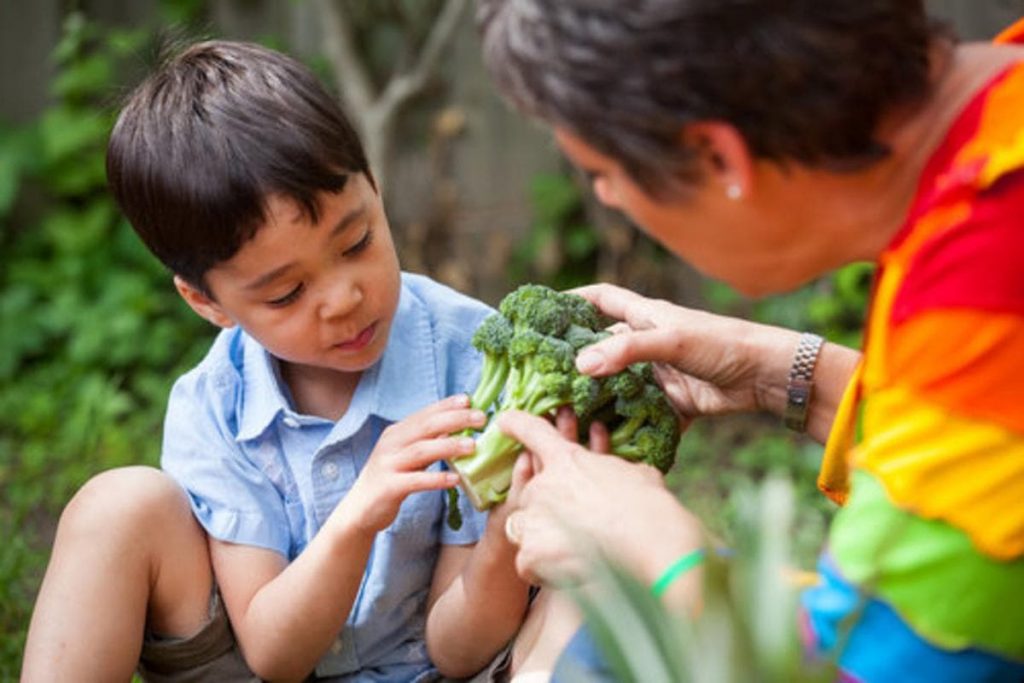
[138,589,261,683]
[138,589,513,683]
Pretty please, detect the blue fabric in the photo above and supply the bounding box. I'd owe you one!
[802,554,1024,683]
[162,273,492,682]
[551,626,616,683]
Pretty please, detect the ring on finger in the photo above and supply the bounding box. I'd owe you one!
[505,513,523,545]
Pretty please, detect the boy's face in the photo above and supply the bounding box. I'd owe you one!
[177,173,401,377]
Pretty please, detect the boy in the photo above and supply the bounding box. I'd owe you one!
[21,40,529,682]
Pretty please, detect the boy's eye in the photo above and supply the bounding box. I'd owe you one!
[267,283,304,307]
[343,228,374,256]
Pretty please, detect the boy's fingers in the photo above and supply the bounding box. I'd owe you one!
[400,436,475,471]
[385,403,486,444]
[497,411,579,471]
[398,470,462,495]
[589,421,611,453]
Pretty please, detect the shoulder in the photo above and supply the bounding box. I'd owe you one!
[878,172,1024,431]
[165,326,250,433]
[401,272,495,327]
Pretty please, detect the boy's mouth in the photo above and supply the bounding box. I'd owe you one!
[334,322,377,352]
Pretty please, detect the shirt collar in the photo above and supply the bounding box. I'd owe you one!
[234,278,442,441]
[236,331,294,442]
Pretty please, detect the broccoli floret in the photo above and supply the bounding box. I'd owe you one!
[449,284,683,513]
[611,421,679,474]
[500,284,572,337]
[608,383,680,474]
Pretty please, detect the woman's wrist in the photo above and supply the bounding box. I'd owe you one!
[750,326,860,443]
[751,326,803,417]
[620,490,704,585]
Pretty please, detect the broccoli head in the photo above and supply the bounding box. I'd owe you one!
[449,284,682,512]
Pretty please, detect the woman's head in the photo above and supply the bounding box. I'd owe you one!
[479,0,944,197]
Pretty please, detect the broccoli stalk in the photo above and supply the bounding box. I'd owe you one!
[451,334,575,510]
[467,314,513,414]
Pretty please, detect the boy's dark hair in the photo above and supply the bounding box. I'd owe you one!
[107,40,372,291]
[478,0,949,196]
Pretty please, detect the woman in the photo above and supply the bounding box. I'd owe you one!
[478,1,1024,679]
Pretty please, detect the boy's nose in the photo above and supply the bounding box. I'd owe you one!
[319,278,363,320]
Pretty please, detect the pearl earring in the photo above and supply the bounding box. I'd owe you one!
[726,184,742,200]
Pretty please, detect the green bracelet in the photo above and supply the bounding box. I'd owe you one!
[651,549,705,597]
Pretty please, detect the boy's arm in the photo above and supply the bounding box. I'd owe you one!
[209,499,375,683]
[208,395,485,682]
[424,508,530,678]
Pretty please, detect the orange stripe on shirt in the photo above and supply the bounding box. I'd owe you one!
[888,309,1024,433]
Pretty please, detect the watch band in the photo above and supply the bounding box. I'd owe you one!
[783,332,825,432]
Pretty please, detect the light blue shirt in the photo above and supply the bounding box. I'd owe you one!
[162,273,493,682]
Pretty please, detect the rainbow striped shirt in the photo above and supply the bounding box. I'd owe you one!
[802,21,1024,682]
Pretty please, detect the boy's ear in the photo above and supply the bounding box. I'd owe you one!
[681,121,754,199]
[173,275,235,329]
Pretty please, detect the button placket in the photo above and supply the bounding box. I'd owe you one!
[321,461,340,481]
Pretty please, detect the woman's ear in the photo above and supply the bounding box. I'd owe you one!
[173,275,235,328]
[682,121,754,200]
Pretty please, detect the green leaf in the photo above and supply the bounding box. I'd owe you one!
[51,53,116,100]
[530,172,581,225]
[39,106,111,165]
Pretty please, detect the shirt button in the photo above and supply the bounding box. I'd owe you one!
[330,638,343,655]
[282,415,300,429]
[322,462,339,481]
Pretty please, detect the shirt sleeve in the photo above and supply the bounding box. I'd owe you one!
[161,367,293,557]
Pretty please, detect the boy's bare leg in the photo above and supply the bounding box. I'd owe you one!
[510,588,581,678]
[21,466,213,682]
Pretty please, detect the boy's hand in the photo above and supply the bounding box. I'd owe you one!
[338,395,486,535]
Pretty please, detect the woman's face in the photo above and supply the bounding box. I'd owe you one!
[553,128,823,297]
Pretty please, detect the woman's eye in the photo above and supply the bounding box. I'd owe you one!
[267,284,303,307]
[344,228,374,256]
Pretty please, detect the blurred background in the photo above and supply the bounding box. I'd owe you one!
[1,0,1022,676]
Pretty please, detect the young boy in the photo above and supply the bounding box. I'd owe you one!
[21,40,530,682]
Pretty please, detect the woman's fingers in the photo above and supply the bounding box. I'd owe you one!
[497,410,583,472]
[555,406,578,440]
[575,326,692,377]
[570,283,656,326]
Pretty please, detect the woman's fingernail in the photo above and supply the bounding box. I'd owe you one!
[576,350,603,373]
[458,437,476,452]
[471,410,487,424]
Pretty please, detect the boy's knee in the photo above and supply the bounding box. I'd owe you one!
[60,466,194,541]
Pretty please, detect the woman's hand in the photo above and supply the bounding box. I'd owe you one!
[499,409,703,588]
[573,283,799,419]
[572,283,859,442]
